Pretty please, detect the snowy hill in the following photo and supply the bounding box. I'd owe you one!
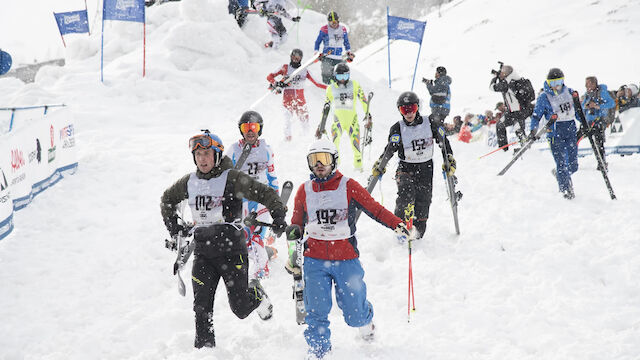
[1,0,640,359]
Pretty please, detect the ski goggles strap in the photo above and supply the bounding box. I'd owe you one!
[307,152,334,167]
[240,122,261,134]
[547,78,564,88]
[189,134,223,152]
[399,103,418,115]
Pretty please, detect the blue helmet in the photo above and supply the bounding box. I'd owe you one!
[189,130,224,166]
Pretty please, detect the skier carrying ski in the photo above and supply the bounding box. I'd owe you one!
[254,0,300,49]
[314,11,355,84]
[422,66,452,125]
[160,130,287,348]
[288,138,410,359]
[529,68,580,199]
[372,91,456,240]
[315,62,370,172]
[267,49,327,141]
[579,76,615,171]
[227,111,279,280]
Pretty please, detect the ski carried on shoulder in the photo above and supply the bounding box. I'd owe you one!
[497,114,558,176]
[362,92,374,156]
[571,91,616,199]
[315,102,331,139]
[234,142,253,170]
[436,127,463,235]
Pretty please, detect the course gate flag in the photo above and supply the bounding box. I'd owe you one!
[101,0,146,81]
[387,8,427,90]
[53,10,90,47]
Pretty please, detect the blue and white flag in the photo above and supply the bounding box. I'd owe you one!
[387,15,426,44]
[0,50,12,75]
[103,0,145,23]
[54,10,90,35]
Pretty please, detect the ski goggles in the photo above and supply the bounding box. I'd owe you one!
[291,55,302,62]
[399,103,419,115]
[328,20,339,27]
[547,78,564,88]
[307,152,334,167]
[189,134,224,152]
[240,122,261,134]
[335,73,349,81]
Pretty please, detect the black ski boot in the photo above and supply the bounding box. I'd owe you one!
[194,311,215,348]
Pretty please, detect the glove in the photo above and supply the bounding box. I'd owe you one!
[285,224,302,240]
[528,130,539,141]
[291,16,301,22]
[165,238,177,251]
[315,127,324,139]
[442,154,456,176]
[394,222,411,243]
[372,159,386,178]
[346,51,355,63]
[422,77,433,86]
[258,8,267,17]
[272,217,287,237]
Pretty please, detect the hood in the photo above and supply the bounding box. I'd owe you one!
[435,75,452,86]
[505,70,522,82]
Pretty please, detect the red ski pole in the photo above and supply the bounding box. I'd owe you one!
[478,140,519,159]
[405,204,416,322]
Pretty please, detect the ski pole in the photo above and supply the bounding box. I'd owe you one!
[478,140,518,159]
[404,204,416,322]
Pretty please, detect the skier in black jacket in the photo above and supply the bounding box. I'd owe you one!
[160,130,287,348]
[371,91,455,240]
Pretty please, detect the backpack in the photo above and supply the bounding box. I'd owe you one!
[514,78,535,104]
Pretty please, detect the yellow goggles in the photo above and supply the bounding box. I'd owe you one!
[307,152,334,167]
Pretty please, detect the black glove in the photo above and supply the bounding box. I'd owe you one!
[285,224,302,240]
[422,77,433,86]
[274,81,287,88]
[291,16,301,22]
[272,217,287,237]
[528,130,539,141]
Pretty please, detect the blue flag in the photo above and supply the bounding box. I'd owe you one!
[387,15,426,44]
[0,50,12,75]
[103,0,145,23]
[54,10,90,35]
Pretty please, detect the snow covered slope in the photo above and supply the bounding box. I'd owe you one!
[1,0,639,359]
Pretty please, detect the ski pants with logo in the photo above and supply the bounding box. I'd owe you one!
[394,160,434,238]
[331,113,362,169]
[547,121,578,193]
[191,251,260,347]
[303,257,374,358]
[320,57,342,84]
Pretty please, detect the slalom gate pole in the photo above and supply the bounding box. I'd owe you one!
[478,140,518,159]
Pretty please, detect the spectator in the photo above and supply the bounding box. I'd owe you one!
[489,64,534,150]
[421,66,451,125]
[616,84,640,113]
[444,115,462,136]
[578,76,615,170]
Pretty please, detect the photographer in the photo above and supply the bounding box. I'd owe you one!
[579,76,615,170]
[422,66,451,125]
[616,84,640,113]
[490,64,534,150]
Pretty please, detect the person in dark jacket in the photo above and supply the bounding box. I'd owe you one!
[372,91,456,240]
[160,130,287,348]
[490,64,534,150]
[579,76,615,170]
[288,138,409,359]
[422,66,451,124]
[616,84,640,113]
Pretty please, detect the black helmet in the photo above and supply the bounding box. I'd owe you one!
[291,48,303,58]
[327,11,339,22]
[334,63,349,75]
[238,110,264,136]
[396,91,420,108]
[436,66,447,76]
[547,68,564,80]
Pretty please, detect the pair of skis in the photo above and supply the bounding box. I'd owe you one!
[361,92,374,157]
[436,127,463,235]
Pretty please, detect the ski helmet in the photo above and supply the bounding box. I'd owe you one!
[306,138,338,173]
[333,63,350,82]
[547,68,564,80]
[396,91,420,108]
[291,48,303,59]
[290,48,303,68]
[327,11,339,22]
[238,110,264,136]
[189,130,224,167]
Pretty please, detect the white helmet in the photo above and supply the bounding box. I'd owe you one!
[307,138,338,172]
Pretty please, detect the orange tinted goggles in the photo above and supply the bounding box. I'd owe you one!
[399,103,418,115]
[189,134,223,152]
[240,122,261,134]
[307,152,334,167]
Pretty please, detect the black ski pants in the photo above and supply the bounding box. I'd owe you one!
[496,111,527,148]
[577,118,607,165]
[394,160,434,238]
[191,252,259,345]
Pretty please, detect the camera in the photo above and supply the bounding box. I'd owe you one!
[490,61,504,76]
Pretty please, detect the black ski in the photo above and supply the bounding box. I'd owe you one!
[170,222,194,297]
[354,143,394,223]
[362,92,374,154]
[315,102,331,139]
[436,127,463,235]
[234,142,253,170]
[497,114,558,176]
[571,91,616,199]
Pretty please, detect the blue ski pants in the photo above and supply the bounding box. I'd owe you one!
[303,257,374,358]
[548,121,578,192]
